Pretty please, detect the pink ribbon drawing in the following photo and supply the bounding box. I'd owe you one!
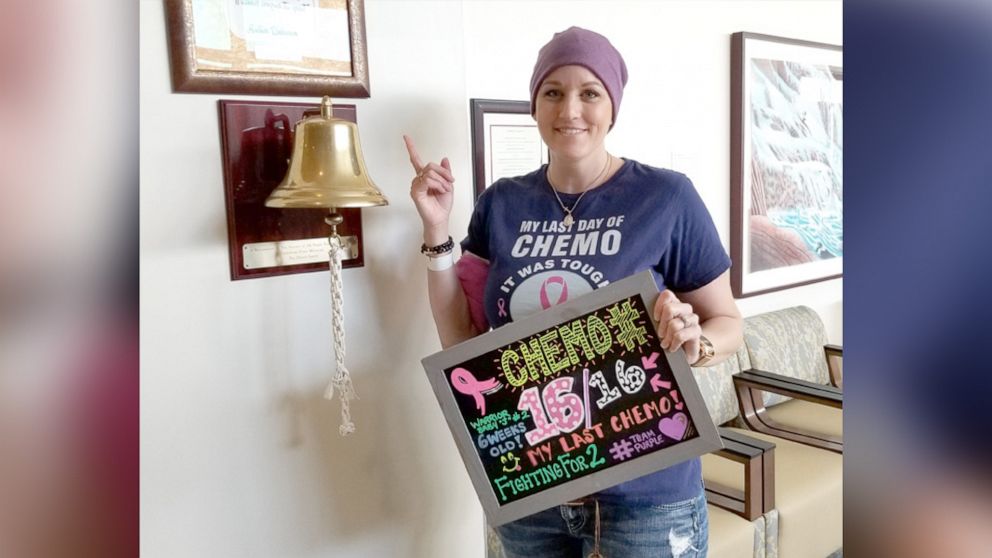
[450,367,501,416]
[539,275,569,309]
[497,298,508,317]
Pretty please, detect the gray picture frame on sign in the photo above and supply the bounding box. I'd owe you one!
[421,270,723,527]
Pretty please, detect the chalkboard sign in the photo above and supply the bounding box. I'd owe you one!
[422,271,722,526]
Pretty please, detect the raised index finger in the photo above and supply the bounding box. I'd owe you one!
[402,134,424,172]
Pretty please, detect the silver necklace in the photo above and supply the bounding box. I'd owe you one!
[547,154,612,227]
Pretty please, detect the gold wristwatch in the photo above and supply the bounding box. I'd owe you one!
[694,335,715,366]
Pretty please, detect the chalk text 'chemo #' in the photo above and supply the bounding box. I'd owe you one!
[499,300,648,389]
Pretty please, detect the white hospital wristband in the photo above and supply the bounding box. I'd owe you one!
[426,252,454,271]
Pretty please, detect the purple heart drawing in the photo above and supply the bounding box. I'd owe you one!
[658,412,689,441]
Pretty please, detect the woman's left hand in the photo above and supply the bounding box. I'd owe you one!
[653,289,702,364]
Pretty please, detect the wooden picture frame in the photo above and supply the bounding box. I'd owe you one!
[470,99,549,200]
[730,32,843,297]
[165,0,370,97]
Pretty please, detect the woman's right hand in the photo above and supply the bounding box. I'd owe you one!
[404,135,454,241]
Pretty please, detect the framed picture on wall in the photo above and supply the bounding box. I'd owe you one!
[470,99,549,200]
[165,0,370,97]
[730,32,843,297]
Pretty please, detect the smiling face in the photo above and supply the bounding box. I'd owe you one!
[534,65,614,163]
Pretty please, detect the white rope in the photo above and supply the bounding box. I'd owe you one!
[324,234,357,436]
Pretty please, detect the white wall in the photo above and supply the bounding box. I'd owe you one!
[141,2,841,557]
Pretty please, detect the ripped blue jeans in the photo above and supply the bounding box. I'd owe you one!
[495,490,708,558]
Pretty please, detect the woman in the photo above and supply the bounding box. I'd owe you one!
[406,26,742,558]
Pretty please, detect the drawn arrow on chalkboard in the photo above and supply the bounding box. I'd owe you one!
[641,352,660,370]
[650,373,671,393]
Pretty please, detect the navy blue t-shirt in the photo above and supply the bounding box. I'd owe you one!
[461,158,730,505]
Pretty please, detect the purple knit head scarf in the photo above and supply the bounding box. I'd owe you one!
[529,26,629,127]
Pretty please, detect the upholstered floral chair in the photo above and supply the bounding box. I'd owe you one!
[733,306,843,454]
[716,306,843,558]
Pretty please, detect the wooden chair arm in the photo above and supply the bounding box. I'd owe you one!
[733,369,843,453]
[736,369,842,407]
[824,344,843,388]
[704,427,776,521]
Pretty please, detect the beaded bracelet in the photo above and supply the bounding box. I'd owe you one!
[421,236,454,256]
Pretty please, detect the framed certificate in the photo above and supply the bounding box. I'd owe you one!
[165,0,370,97]
[470,99,549,199]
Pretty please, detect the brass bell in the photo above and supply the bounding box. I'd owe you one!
[265,96,388,209]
